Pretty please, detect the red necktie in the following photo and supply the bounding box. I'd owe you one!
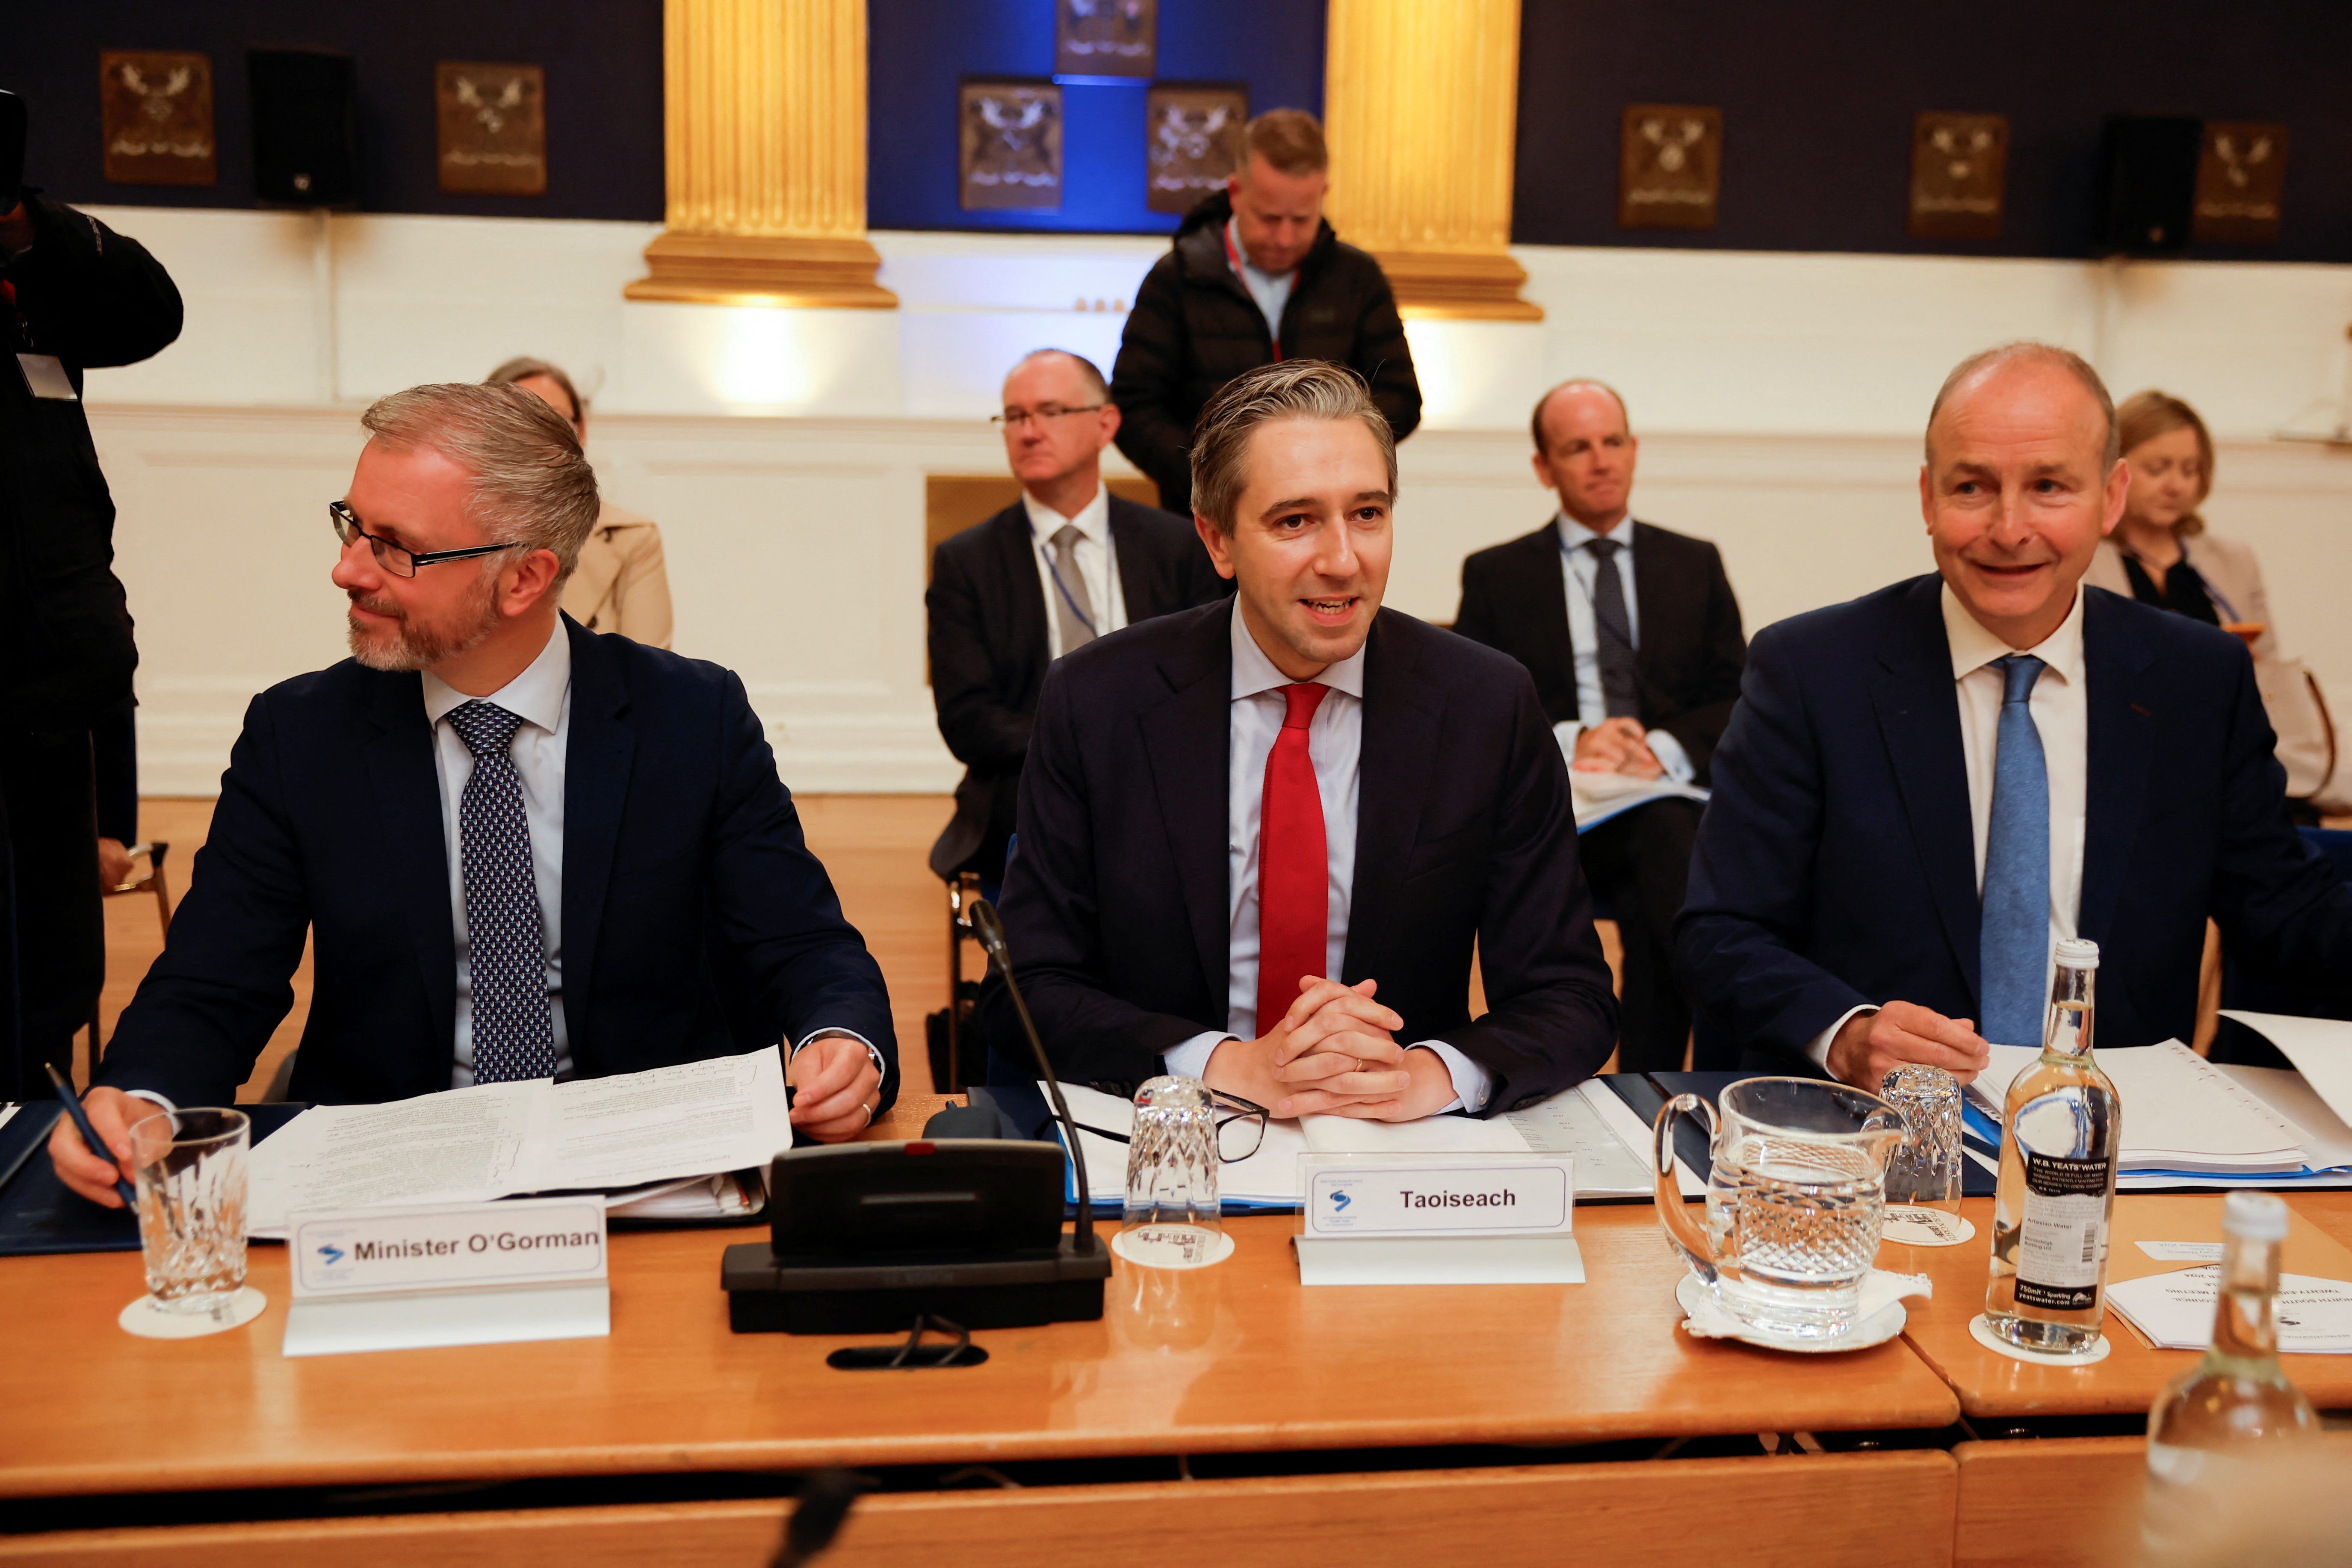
[1255,682,1330,1036]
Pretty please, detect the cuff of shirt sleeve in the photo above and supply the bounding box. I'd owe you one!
[1409,1041,1493,1115]
[1806,1005,1879,1072]
[123,1088,177,1114]
[1644,728,1695,784]
[792,1028,887,1082]
[1161,1031,1230,1083]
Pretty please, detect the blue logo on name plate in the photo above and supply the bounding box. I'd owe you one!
[316,1244,347,1266]
[1328,1189,1352,1211]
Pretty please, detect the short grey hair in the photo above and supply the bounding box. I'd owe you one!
[360,383,600,582]
[1189,360,1396,532]
[1927,341,2119,470]
[1009,347,1108,403]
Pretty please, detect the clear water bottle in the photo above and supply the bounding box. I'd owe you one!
[1982,937,2120,1354]
[2142,1190,2319,1565]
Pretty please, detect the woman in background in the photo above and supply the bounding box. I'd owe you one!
[486,356,674,649]
[2087,389,2327,818]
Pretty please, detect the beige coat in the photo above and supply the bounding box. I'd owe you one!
[2082,532,2275,658]
[561,501,673,648]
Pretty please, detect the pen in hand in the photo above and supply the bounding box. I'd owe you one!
[43,1063,139,1210]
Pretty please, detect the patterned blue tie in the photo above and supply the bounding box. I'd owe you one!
[1979,654,2050,1048]
[446,700,554,1083]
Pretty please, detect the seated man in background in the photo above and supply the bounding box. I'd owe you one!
[989,360,1617,1119]
[487,356,673,649]
[1454,381,1746,1074]
[926,348,1226,886]
[53,382,893,1205]
[1678,342,2352,1089]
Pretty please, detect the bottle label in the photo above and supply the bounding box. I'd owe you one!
[2015,1152,2110,1310]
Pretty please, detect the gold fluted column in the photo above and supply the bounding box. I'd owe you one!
[1322,0,1539,321]
[625,0,896,307]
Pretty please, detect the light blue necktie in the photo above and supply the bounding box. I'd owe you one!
[1979,654,2050,1047]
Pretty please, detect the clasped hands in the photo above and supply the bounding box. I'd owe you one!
[1571,716,1664,779]
[1202,976,1454,1122]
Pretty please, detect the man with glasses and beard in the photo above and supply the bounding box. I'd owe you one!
[50,383,896,1205]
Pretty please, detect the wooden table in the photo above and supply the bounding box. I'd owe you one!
[1887,1191,2352,1421]
[0,1095,1967,1566]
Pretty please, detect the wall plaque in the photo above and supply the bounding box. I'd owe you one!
[960,81,1062,210]
[2194,121,2287,243]
[1057,0,1155,78]
[1619,104,1720,230]
[99,50,217,186]
[436,62,547,196]
[1908,112,2008,240]
[1145,83,1247,215]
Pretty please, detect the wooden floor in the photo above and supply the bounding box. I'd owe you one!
[89,796,1627,1101]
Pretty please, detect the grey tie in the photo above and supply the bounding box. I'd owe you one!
[445,700,555,1084]
[1585,536,1640,718]
[1049,523,1097,653]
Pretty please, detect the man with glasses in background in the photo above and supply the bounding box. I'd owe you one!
[50,382,896,1205]
[925,348,1226,887]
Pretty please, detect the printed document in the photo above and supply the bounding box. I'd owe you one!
[249,1048,791,1233]
[2107,1268,2352,1354]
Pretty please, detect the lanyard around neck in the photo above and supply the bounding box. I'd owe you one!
[1032,519,1099,637]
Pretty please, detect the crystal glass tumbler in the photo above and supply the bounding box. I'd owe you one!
[128,1107,251,1320]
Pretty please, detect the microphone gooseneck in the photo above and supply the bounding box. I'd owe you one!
[968,899,1096,1251]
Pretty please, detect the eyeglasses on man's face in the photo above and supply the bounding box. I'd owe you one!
[329,501,522,579]
[991,403,1106,430]
[1073,1090,1270,1163]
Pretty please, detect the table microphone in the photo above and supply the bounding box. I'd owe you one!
[966,898,1098,1254]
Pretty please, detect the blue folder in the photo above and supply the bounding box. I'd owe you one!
[0,1101,310,1258]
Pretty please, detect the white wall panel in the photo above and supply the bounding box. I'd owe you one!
[65,207,2352,793]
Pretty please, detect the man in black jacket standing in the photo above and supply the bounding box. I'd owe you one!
[1454,381,1746,1075]
[927,348,1226,885]
[1111,109,1419,515]
[0,94,185,1098]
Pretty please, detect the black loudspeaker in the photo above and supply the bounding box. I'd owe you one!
[2094,115,2201,256]
[248,48,359,207]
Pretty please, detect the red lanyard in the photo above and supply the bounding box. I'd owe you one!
[1223,224,1285,360]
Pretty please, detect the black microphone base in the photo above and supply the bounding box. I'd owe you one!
[722,1232,1112,1335]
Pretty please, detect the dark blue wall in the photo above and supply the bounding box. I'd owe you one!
[12,0,665,221]
[867,0,1326,235]
[1513,0,2352,261]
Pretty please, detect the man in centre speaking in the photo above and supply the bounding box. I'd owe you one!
[986,360,1617,1120]
[53,382,895,1203]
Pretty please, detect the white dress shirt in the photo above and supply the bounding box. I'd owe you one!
[1806,582,2089,1066]
[1159,603,1494,1113]
[1023,484,1128,660]
[1551,515,1694,783]
[1224,217,1295,343]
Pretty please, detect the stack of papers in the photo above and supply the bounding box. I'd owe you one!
[2107,1268,2352,1354]
[247,1047,793,1235]
[1053,1077,1681,1211]
[1969,1039,2313,1177]
[1570,770,1709,833]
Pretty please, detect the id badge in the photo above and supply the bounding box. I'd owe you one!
[16,353,77,401]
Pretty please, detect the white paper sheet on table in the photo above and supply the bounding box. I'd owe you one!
[2220,1012,2352,1130]
[1053,1077,1682,1206]
[2106,1267,2352,1353]
[248,1047,792,1234]
[1571,770,1710,832]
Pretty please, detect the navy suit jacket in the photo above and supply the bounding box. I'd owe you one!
[984,600,1619,1113]
[1678,575,2352,1067]
[99,617,898,1109]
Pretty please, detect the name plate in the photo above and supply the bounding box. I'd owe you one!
[1301,1154,1575,1239]
[283,1196,610,1358]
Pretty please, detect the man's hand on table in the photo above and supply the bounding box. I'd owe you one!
[1203,977,1457,1121]
[47,1085,144,1207]
[1826,1000,1992,1090]
[787,1034,882,1142]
